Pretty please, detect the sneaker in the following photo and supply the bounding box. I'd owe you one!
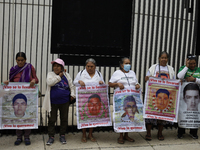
[24,138,31,145]
[190,134,198,139]
[14,138,22,145]
[60,135,67,144]
[177,134,183,139]
[46,137,54,145]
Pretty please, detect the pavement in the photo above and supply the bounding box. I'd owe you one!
[0,128,200,150]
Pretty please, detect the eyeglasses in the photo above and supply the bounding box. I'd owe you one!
[187,55,196,59]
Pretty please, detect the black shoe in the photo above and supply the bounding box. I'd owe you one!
[24,138,31,145]
[46,137,54,145]
[190,134,198,139]
[177,134,183,139]
[60,135,67,144]
[14,138,22,145]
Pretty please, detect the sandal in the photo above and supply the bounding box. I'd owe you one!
[145,135,152,141]
[117,138,124,144]
[88,136,96,142]
[81,137,87,143]
[157,135,164,141]
[123,136,135,142]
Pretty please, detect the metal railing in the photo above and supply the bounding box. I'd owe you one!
[0,0,199,135]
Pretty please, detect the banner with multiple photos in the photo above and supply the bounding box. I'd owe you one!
[0,82,38,129]
[113,86,146,132]
[144,77,181,122]
[76,84,112,129]
[178,82,200,128]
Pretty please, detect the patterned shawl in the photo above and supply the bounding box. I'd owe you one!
[9,63,32,82]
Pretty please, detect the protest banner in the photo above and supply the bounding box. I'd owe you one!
[0,82,38,129]
[76,84,112,129]
[144,77,181,122]
[178,82,200,128]
[113,86,146,132]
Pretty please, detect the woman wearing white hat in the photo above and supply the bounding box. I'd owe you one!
[43,58,76,145]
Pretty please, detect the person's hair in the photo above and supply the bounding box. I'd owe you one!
[85,58,96,66]
[16,52,26,60]
[156,89,170,98]
[88,94,101,102]
[123,96,139,113]
[183,83,200,98]
[187,54,196,61]
[53,62,64,71]
[119,57,130,70]
[159,51,169,59]
[12,93,27,105]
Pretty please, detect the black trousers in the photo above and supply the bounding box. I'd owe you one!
[178,127,198,135]
[16,129,31,139]
[48,102,69,137]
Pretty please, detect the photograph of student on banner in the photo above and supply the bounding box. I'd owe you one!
[12,93,28,118]
[88,94,102,116]
[155,89,170,111]
[121,96,139,122]
[183,83,200,111]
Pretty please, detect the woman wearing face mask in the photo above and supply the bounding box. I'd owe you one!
[177,54,200,139]
[145,51,175,141]
[108,57,140,144]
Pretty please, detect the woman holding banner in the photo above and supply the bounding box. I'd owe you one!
[43,58,76,145]
[108,57,140,144]
[3,52,39,145]
[177,54,200,139]
[73,58,105,143]
[144,51,175,141]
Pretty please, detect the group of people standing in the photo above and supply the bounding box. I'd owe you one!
[3,51,200,146]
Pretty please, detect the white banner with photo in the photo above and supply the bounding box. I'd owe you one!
[76,84,112,129]
[113,86,146,133]
[144,77,181,122]
[178,82,200,128]
[0,82,38,129]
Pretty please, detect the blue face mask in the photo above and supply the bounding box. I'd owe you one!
[123,64,131,72]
